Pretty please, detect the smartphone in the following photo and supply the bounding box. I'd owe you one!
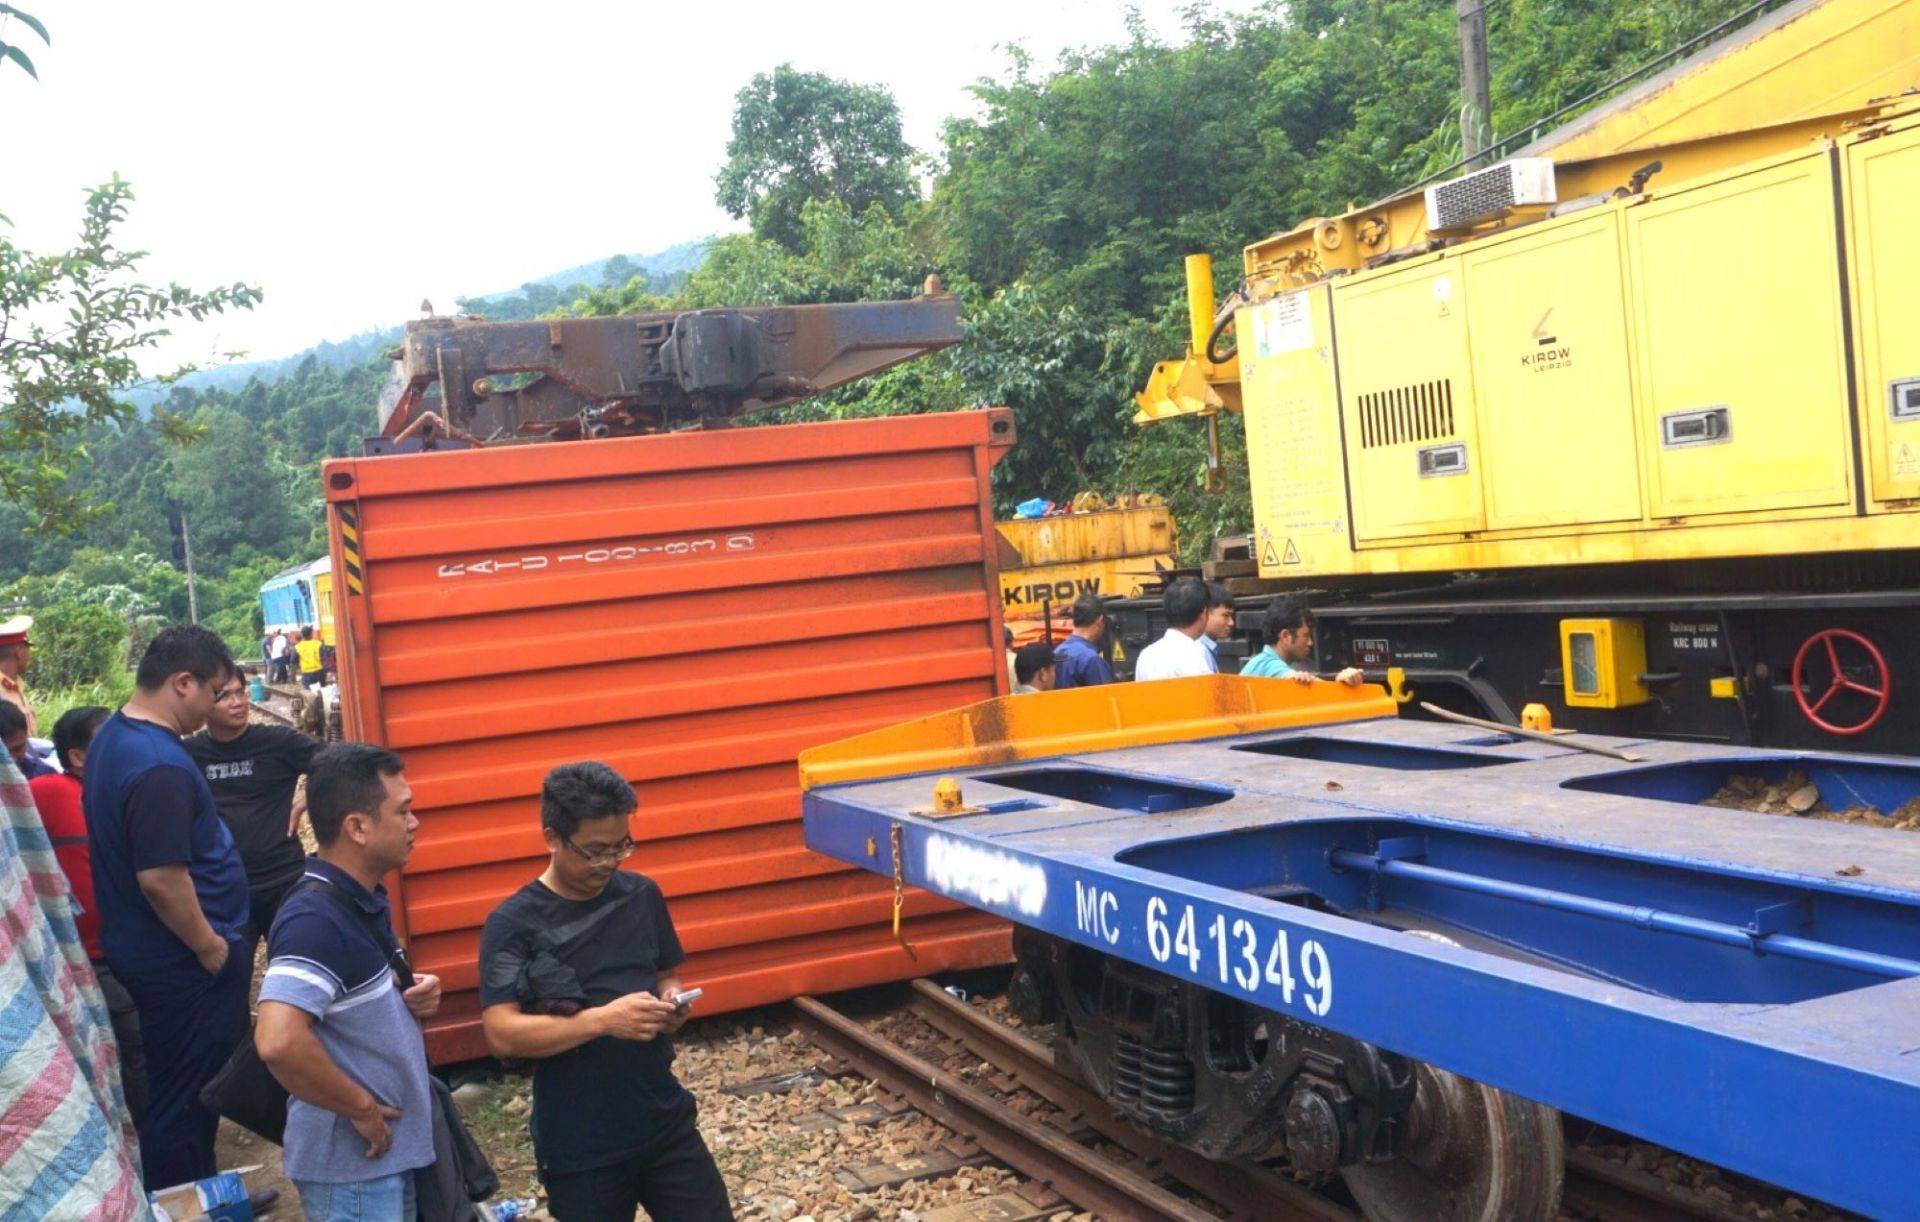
[672,987,703,1012]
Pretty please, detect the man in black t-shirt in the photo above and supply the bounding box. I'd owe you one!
[479,761,733,1222]
[185,670,320,945]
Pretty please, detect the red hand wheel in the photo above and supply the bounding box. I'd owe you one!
[1791,628,1891,736]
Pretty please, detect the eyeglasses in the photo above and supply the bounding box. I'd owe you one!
[213,684,250,703]
[561,835,636,866]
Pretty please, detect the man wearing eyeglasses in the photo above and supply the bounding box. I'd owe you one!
[84,625,251,1190]
[478,761,734,1221]
[187,665,322,957]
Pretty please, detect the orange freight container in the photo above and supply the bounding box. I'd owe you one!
[321,409,1018,1062]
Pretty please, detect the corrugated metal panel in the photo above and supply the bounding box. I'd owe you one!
[322,410,1018,1062]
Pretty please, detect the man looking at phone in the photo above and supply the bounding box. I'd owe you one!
[478,761,732,1221]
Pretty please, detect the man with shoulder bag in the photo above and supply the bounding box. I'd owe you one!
[254,743,445,1220]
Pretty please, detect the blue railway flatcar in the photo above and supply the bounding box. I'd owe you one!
[799,677,1920,1220]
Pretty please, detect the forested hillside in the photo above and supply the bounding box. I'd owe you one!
[3,0,1765,708]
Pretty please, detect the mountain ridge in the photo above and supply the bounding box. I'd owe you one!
[129,239,712,406]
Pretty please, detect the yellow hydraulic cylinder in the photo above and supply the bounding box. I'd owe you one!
[1185,254,1214,358]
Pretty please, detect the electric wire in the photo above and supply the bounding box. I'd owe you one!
[1405,0,1796,194]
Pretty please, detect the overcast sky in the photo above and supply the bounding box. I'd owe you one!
[2,0,1252,369]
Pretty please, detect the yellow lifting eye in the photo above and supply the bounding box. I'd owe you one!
[932,778,965,813]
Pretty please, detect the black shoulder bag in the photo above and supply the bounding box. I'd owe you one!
[200,876,414,1145]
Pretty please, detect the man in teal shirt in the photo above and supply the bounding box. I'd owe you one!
[1241,594,1365,686]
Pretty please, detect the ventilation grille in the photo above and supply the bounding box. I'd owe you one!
[1425,159,1557,231]
[1358,380,1456,448]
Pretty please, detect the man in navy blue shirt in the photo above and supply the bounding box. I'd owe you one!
[256,743,441,1220]
[85,625,250,1190]
[1052,593,1117,690]
[1,699,54,779]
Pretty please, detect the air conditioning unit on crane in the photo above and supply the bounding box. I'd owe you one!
[1425,158,1558,232]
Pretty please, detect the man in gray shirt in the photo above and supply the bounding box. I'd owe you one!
[255,743,442,1220]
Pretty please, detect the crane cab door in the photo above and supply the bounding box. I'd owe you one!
[1335,262,1486,542]
[1848,116,1920,506]
[1625,149,1855,519]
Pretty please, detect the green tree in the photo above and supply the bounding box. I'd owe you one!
[159,405,301,563]
[561,268,664,318]
[714,64,919,251]
[1,177,261,531]
[25,598,121,689]
[677,198,939,309]
[948,283,1162,504]
[0,4,47,78]
[600,254,637,287]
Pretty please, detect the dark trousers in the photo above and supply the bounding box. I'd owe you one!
[91,960,148,1126]
[244,874,299,962]
[114,939,250,1190]
[541,1104,733,1222]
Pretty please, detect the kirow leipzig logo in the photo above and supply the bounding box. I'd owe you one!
[1521,307,1572,372]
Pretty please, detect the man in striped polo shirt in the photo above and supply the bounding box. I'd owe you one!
[255,743,443,1220]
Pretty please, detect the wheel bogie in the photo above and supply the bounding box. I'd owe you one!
[1013,929,1563,1220]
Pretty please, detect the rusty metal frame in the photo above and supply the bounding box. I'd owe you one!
[381,291,963,441]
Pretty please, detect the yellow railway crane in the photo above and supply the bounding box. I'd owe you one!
[1133,0,1920,752]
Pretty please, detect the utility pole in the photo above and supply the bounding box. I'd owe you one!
[181,511,200,624]
[1458,0,1493,169]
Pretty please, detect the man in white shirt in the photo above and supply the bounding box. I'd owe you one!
[1132,578,1215,681]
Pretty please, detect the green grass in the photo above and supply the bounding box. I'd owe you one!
[453,1078,542,1201]
[30,675,134,731]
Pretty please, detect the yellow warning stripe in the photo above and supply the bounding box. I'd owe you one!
[337,504,366,595]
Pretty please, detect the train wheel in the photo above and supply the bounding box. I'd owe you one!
[1341,1061,1563,1222]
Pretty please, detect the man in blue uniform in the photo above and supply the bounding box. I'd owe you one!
[1051,593,1116,690]
[1201,582,1237,673]
[85,625,249,1190]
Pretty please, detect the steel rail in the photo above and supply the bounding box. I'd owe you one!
[790,993,1227,1222]
[901,980,1728,1222]
[798,983,1735,1221]
[902,979,1354,1222]
[1561,1150,1752,1222]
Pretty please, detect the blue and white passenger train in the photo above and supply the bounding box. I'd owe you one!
[258,557,332,637]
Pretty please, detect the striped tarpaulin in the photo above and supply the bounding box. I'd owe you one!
[0,756,146,1220]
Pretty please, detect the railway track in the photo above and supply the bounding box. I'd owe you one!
[786,979,1820,1222]
[257,681,338,739]
[793,980,1346,1221]
[248,698,297,727]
